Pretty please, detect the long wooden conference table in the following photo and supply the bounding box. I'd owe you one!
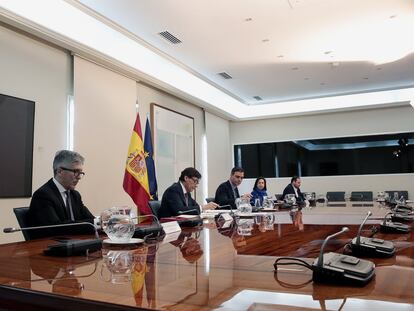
[0,205,413,310]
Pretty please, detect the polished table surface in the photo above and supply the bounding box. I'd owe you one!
[1,205,414,310]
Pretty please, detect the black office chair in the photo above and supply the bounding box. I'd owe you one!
[148,200,161,219]
[326,192,346,202]
[205,197,215,203]
[13,207,32,241]
[275,194,283,201]
[385,191,409,200]
[350,191,373,202]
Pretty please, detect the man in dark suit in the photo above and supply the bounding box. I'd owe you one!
[282,176,305,203]
[29,150,95,239]
[214,167,251,210]
[159,167,218,218]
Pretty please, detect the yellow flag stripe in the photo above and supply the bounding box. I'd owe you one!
[126,131,150,194]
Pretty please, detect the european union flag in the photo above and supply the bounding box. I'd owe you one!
[144,117,158,200]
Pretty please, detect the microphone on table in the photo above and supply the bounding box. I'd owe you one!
[175,209,203,227]
[391,212,414,222]
[394,204,413,214]
[350,211,395,257]
[312,227,375,285]
[380,212,411,233]
[217,204,231,209]
[177,209,200,215]
[131,214,164,239]
[4,222,102,257]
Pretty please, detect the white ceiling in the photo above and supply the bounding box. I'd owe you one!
[78,0,414,105]
[1,0,414,119]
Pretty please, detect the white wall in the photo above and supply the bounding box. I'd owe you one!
[73,56,138,215]
[0,25,71,243]
[205,112,231,199]
[0,22,232,245]
[136,83,209,201]
[231,105,414,198]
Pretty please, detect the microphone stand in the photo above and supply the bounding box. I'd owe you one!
[316,227,349,268]
[4,222,99,239]
[274,226,375,285]
[4,222,102,257]
[175,209,203,228]
[355,211,372,246]
[177,209,200,215]
[312,227,375,285]
[380,211,411,233]
[131,214,164,240]
[350,211,395,257]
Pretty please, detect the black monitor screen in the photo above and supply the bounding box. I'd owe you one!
[0,94,35,198]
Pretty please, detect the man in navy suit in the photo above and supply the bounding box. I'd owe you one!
[29,150,95,239]
[214,167,251,210]
[282,176,305,203]
[159,167,218,218]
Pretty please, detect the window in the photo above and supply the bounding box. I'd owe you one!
[234,133,414,178]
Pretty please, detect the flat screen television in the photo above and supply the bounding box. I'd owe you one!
[0,94,35,198]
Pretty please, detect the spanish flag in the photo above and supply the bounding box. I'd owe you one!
[123,113,151,215]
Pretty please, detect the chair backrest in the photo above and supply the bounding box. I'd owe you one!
[275,194,283,201]
[385,191,409,200]
[148,200,161,218]
[205,197,215,203]
[326,192,345,202]
[350,191,373,202]
[13,207,32,241]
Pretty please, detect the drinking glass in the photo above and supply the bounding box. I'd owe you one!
[285,194,296,205]
[237,198,252,214]
[262,198,274,209]
[103,207,135,242]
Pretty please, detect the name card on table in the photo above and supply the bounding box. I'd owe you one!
[161,221,182,235]
[219,213,233,222]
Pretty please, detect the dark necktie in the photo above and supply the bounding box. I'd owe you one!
[65,190,75,221]
[233,187,240,199]
[185,192,190,207]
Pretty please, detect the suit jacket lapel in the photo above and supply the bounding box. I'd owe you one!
[48,179,69,219]
[176,183,187,206]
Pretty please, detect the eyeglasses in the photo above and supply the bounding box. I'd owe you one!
[191,177,200,184]
[60,167,85,177]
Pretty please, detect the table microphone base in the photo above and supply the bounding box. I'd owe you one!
[44,239,102,257]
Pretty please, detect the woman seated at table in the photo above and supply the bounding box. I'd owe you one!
[250,177,268,206]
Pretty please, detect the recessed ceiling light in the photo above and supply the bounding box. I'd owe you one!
[262,39,270,43]
[291,67,299,70]
[245,18,252,22]
[331,62,340,67]
[389,15,397,19]
[324,51,332,55]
